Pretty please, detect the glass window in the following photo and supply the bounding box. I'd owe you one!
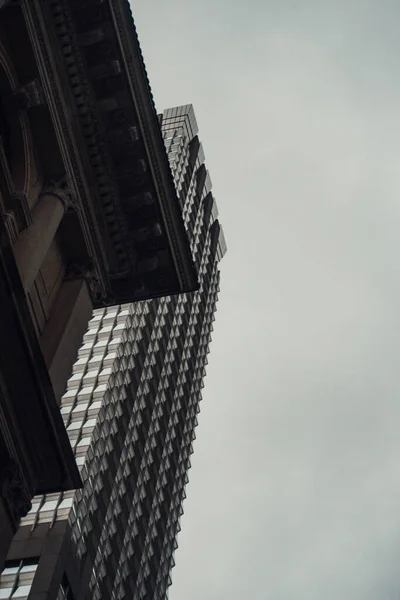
[93,339,108,349]
[74,356,87,371]
[78,386,95,398]
[79,342,93,355]
[20,564,38,575]
[83,369,100,380]
[103,351,117,364]
[98,325,113,335]
[1,566,19,576]
[40,500,58,512]
[0,559,38,600]
[72,401,90,414]
[27,502,40,515]
[13,585,34,597]
[93,383,107,395]
[68,372,83,384]
[58,498,74,511]
[77,437,91,448]
[67,421,83,431]
[89,313,103,322]
[88,354,103,364]
[98,367,112,380]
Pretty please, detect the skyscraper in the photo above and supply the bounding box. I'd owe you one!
[1,104,226,600]
[0,0,197,567]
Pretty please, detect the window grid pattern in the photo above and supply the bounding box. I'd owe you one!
[57,575,74,600]
[0,559,38,599]
[18,105,225,600]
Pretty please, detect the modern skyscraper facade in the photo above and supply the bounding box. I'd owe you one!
[0,0,197,567]
[1,104,226,600]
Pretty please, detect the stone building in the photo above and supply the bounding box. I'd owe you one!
[3,102,225,600]
[0,0,197,569]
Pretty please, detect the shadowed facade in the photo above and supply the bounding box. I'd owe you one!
[0,0,197,570]
[2,103,225,600]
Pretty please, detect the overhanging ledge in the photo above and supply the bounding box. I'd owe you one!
[33,0,199,306]
[0,214,82,500]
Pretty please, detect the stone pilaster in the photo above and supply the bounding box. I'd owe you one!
[12,178,74,292]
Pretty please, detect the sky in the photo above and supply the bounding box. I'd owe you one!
[132,2,400,599]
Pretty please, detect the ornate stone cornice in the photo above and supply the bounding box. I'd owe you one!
[21,0,197,304]
[108,0,198,293]
[21,0,109,301]
[14,78,45,110]
[46,0,135,274]
[41,174,80,213]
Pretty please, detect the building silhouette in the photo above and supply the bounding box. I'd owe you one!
[1,103,226,599]
[0,0,197,568]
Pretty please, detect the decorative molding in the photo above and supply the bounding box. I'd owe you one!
[21,0,109,301]
[109,1,197,292]
[65,256,94,280]
[22,0,197,307]
[14,78,45,110]
[86,273,107,305]
[65,260,105,304]
[46,0,133,271]
[41,174,80,213]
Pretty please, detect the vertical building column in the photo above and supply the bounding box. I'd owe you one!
[41,279,93,404]
[12,188,68,293]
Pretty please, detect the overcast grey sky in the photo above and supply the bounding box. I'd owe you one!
[132,2,400,599]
